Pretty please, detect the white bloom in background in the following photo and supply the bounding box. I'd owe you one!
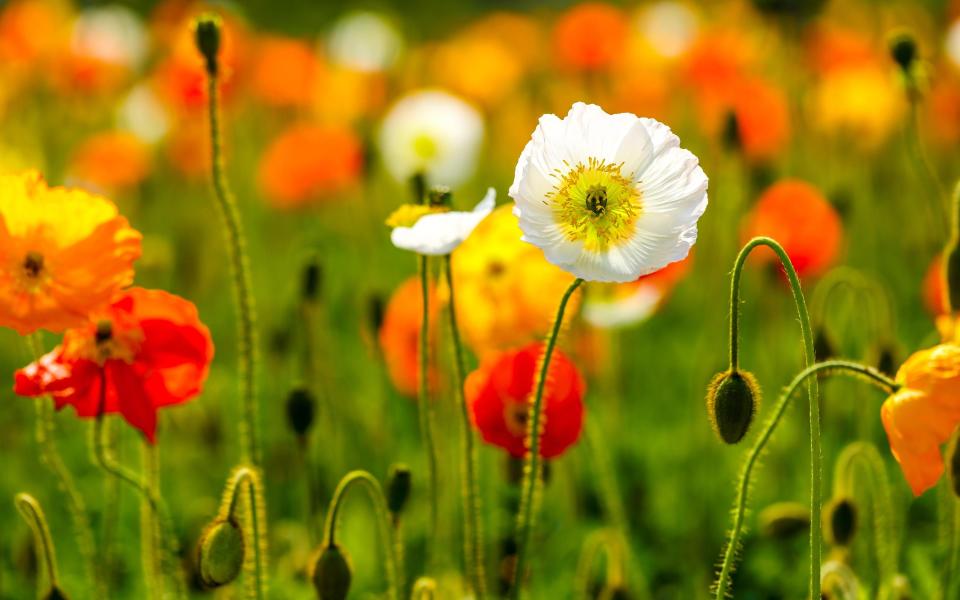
[636,2,699,59]
[117,84,169,144]
[379,90,484,188]
[583,284,662,328]
[388,188,496,255]
[328,11,404,72]
[947,19,960,69]
[510,102,707,283]
[71,5,147,71]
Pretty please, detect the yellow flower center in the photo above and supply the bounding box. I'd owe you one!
[547,158,641,252]
[412,133,440,161]
[385,203,448,228]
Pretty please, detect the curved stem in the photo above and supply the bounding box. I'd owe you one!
[444,254,488,599]
[322,470,400,600]
[23,335,101,597]
[573,529,624,599]
[222,467,267,600]
[205,68,261,467]
[510,277,583,599]
[714,359,896,599]
[417,254,440,565]
[15,493,60,597]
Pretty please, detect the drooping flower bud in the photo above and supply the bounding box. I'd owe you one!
[285,385,316,438]
[196,519,245,588]
[759,502,809,539]
[706,369,761,444]
[311,543,352,600]
[193,14,222,77]
[385,463,412,518]
[889,31,918,74]
[301,257,323,302]
[824,497,857,547]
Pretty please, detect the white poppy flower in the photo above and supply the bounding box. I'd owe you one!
[327,11,403,73]
[379,90,484,188]
[389,188,496,255]
[509,102,707,283]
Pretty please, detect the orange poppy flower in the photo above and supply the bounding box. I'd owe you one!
[0,171,141,334]
[69,131,151,191]
[728,78,790,162]
[742,180,842,278]
[14,287,214,442]
[0,0,72,71]
[466,343,585,458]
[250,36,321,108]
[165,116,210,180]
[881,343,960,495]
[257,123,364,209]
[552,2,628,71]
[378,276,438,398]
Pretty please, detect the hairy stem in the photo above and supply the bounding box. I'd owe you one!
[221,467,268,600]
[15,493,60,598]
[417,254,440,566]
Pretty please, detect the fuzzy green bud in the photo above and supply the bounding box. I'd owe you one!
[824,497,857,547]
[385,463,412,517]
[889,31,918,74]
[311,543,352,600]
[759,501,809,539]
[286,385,316,438]
[197,518,244,588]
[706,369,761,444]
[193,14,222,76]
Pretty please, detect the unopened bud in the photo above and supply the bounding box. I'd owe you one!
[197,519,244,588]
[824,497,857,547]
[302,258,322,302]
[412,577,438,599]
[759,502,809,539]
[286,386,316,438]
[193,14,222,76]
[386,463,412,517]
[706,369,761,444]
[311,543,352,600]
[889,31,918,74]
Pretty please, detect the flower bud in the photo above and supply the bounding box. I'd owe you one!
[759,502,809,539]
[412,577,438,599]
[386,463,412,517]
[706,369,761,444]
[285,385,316,438]
[301,258,322,302]
[197,519,244,588]
[45,588,69,600]
[193,14,222,76]
[824,497,857,547]
[311,543,352,600]
[889,31,918,74]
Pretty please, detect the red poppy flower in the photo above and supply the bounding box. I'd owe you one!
[13,287,214,442]
[466,343,585,458]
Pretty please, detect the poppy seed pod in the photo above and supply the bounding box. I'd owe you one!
[386,463,412,516]
[706,369,761,444]
[824,497,857,546]
[285,386,316,438]
[758,502,810,539]
[889,32,918,74]
[194,14,222,76]
[197,519,245,588]
[311,543,352,600]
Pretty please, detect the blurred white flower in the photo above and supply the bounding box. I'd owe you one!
[636,2,699,59]
[510,102,707,283]
[388,188,496,255]
[947,19,960,69]
[328,11,403,72]
[379,90,484,188]
[117,84,169,144]
[71,5,147,71]
[583,284,662,328]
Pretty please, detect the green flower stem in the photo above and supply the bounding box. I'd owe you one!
[140,444,161,600]
[322,470,401,600]
[443,254,488,599]
[417,254,440,565]
[204,65,261,467]
[713,359,897,600]
[222,467,267,600]
[15,493,60,598]
[573,529,624,599]
[23,334,102,597]
[510,277,584,599]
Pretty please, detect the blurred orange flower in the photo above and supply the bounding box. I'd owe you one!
[69,131,151,191]
[379,276,438,398]
[698,76,790,163]
[0,171,141,334]
[258,123,363,209]
[882,343,960,495]
[251,36,321,108]
[430,34,523,107]
[742,180,842,278]
[165,116,209,179]
[0,0,71,71]
[452,205,580,358]
[681,28,756,96]
[553,3,628,71]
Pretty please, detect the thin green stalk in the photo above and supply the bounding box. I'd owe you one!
[713,359,897,599]
[322,470,400,600]
[946,497,960,599]
[418,254,440,565]
[140,444,161,600]
[222,467,267,600]
[15,493,60,599]
[444,254,488,599]
[205,61,261,467]
[24,334,101,597]
[510,277,584,599]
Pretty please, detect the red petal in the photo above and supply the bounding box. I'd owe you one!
[106,361,157,443]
